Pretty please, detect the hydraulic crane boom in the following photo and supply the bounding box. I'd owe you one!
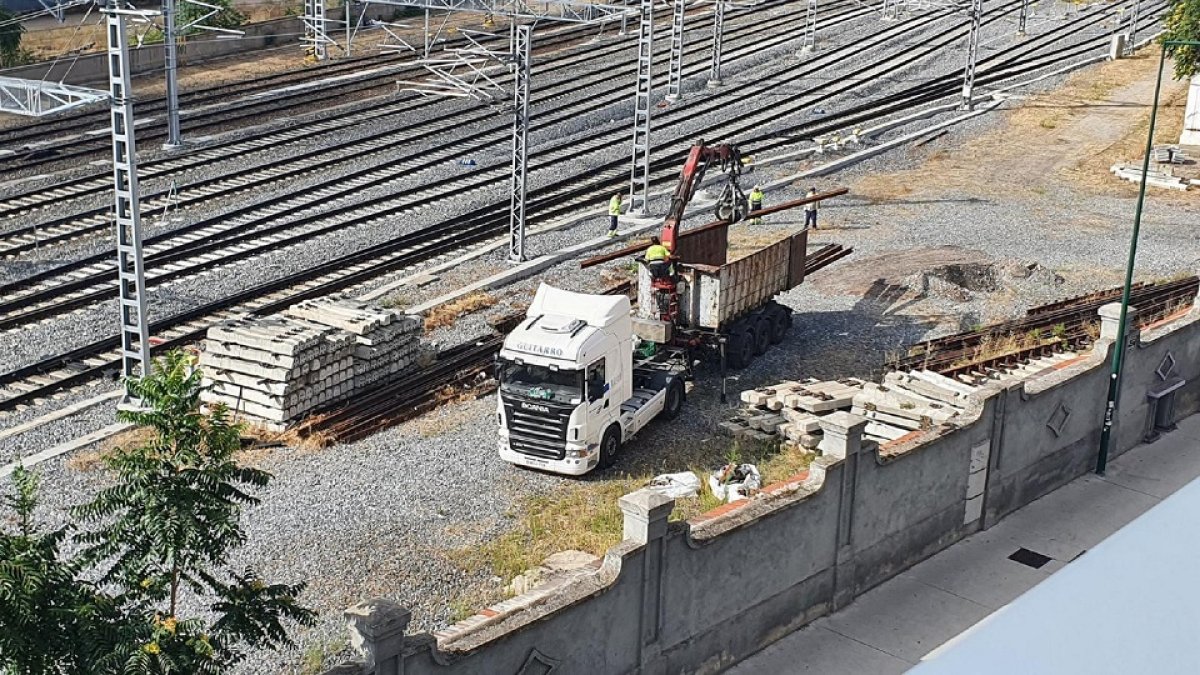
[660,140,746,251]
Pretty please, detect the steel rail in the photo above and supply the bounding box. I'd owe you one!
[0,0,828,251]
[0,0,1143,408]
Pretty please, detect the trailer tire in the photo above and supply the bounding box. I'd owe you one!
[599,425,621,470]
[767,304,791,344]
[727,328,755,369]
[752,317,772,355]
[661,378,685,419]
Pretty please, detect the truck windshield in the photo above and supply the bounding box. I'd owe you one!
[499,359,582,404]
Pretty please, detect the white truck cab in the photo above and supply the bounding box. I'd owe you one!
[497,284,685,476]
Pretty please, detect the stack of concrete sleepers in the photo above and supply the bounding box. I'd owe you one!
[282,297,421,388]
[199,316,355,430]
[851,372,968,443]
[723,372,977,448]
[721,378,867,449]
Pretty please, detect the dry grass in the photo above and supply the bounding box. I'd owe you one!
[463,439,815,584]
[66,426,154,472]
[423,292,497,332]
[852,46,1192,203]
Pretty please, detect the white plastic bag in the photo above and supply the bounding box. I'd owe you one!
[647,471,701,499]
[708,463,762,503]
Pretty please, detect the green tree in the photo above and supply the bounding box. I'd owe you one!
[0,350,314,674]
[0,7,30,68]
[1162,0,1200,79]
[0,468,127,674]
[177,0,246,35]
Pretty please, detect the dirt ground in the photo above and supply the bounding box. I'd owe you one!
[853,47,1196,204]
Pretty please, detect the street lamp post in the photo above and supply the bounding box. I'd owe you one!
[1096,40,1200,475]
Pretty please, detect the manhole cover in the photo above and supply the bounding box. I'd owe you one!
[1008,547,1052,569]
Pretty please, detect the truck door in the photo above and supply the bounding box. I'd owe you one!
[585,358,611,425]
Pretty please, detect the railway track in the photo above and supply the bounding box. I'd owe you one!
[0,0,828,252]
[0,16,622,179]
[0,0,1160,411]
[0,0,871,328]
[885,276,1200,381]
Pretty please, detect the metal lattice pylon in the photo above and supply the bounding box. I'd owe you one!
[960,0,982,110]
[800,0,817,54]
[105,1,153,392]
[1124,0,1141,55]
[508,24,532,263]
[708,0,724,85]
[162,0,182,148]
[628,0,653,213]
[304,0,331,60]
[1018,0,1029,34]
[665,0,685,101]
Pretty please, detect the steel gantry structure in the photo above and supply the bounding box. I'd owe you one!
[800,0,817,55]
[666,0,686,101]
[960,0,982,109]
[709,0,725,85]
[508,24,532,262]
[359,0,636,256]
[103,0,155,394]
[629,0,654,214]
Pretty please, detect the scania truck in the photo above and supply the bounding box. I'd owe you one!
[496,284,687,475]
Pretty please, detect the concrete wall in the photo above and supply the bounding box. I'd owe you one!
[0,18,306,86]
[329,296,1200,675]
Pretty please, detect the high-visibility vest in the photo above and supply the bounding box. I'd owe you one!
[609,197,622,216]
[749,189,764,203]
[645,244,670,261]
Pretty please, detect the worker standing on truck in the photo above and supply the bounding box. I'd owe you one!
[608,194,622,237]
[645,236,672,279]
[805,186,819,230]
[748,185,765,226]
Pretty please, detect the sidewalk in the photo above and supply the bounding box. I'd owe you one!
[727,414,1200,674]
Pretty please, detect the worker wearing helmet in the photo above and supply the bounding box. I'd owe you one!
[607,194,622,237]
[645,236,672,279]
[749,185,765,226]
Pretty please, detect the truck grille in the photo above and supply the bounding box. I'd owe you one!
[502,395,573,460]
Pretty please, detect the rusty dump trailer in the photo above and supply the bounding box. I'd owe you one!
[633,226,813,370]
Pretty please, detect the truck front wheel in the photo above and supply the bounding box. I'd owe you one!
[662,379,685,419]
[599,425,622,470]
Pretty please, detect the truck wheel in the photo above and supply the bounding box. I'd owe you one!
[752,317,772,355]
[599,425,621,470]
[661,379,685,419]
[768,304,791,344]
[727,328,754,369]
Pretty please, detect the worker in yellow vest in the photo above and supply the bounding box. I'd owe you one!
[749,185,765,225]
[644,236,672,279]
[607,194,622,237]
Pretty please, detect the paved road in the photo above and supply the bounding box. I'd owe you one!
[727,414,1200,674]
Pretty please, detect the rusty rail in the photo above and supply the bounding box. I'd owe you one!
[885,276,1199,380]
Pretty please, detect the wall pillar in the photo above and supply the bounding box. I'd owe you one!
[818,411,868,610]
[345,599,411,675]
[619,489,675,668]
[1181,74,1200,146]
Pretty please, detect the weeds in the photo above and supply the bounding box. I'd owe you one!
[424,292,498,332]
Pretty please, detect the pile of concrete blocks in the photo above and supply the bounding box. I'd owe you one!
[283,297,421,388]
[1110,163,1191,191]
[199,316,356,429]
[720,378,868,450]
[851,372,969,444]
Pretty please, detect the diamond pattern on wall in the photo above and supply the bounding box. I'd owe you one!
[516,649,560,675]
[1046,401,1072,437]
[1157,352,1177,381]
